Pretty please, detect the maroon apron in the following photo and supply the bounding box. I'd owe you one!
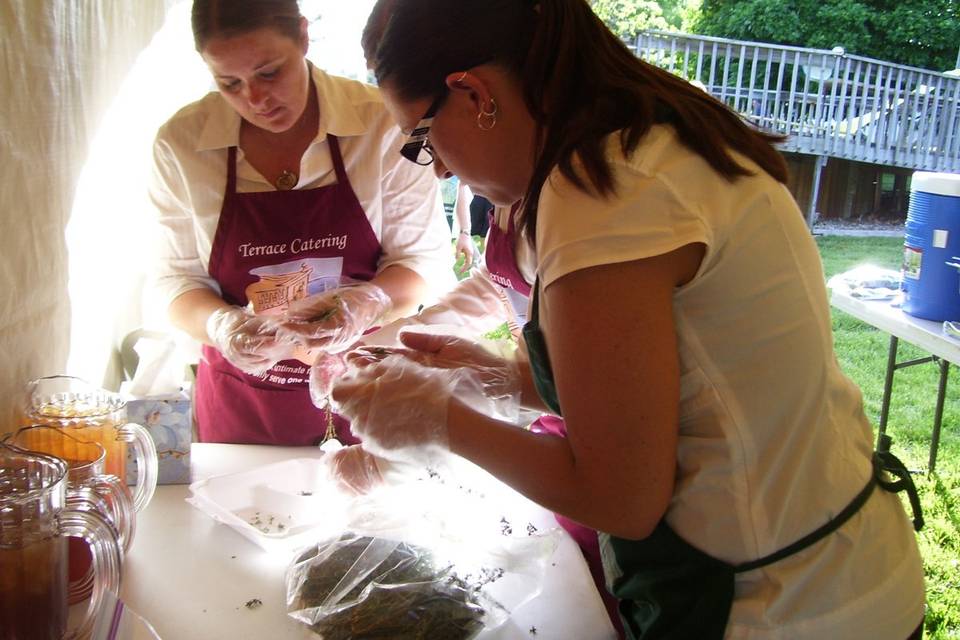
[483,203,624,636]
[196,136,378,445]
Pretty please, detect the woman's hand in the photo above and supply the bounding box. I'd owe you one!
[320,445,384,495]
[331,353,460,465]
[205,306,292,375]
[454,232,477,273]
[274,282,392,354]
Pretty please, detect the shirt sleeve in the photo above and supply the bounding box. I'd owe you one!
[147,128,222,309]
[536,153,709,289]
[375,123,456,300]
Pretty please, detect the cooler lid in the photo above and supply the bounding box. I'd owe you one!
[911,172,960,197]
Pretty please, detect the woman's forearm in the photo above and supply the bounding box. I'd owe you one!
[370,264,428,321]
[445,401,661,540]
[168,288,232,345]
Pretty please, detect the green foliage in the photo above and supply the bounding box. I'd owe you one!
[695,0,960,71]
[590,0,670,37]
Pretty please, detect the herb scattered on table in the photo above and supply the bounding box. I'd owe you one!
[245,598,263,610]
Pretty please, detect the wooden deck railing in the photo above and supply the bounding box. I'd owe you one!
[631,31,960,173]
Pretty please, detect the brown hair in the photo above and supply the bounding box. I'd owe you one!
[191,0,303,52]
[368,0,789,243]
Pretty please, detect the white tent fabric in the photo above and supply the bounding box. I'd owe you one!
[0,1,172,433]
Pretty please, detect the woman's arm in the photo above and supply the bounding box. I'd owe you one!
[446,242,703,539]
[168,288,231,344]
[368,263,429,322]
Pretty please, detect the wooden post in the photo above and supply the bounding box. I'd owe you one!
[806,155,827,229]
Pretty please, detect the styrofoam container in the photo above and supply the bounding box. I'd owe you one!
[187,457,349,555]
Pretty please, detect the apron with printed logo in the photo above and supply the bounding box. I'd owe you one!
[196,136,379,445]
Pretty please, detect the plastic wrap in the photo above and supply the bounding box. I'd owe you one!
[286,456,560,638]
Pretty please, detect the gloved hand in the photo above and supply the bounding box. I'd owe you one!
[331,332,522,465]
[274,282,392,354]
[357,272,513,349]
[205,306,292,375]
[320,445,384,496]
[394,330,522,417]
[308,351,349,409]
[330,353,464,465]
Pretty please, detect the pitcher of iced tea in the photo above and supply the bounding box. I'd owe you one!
[22,375,157,512]
[0,443,122,640]
[5,425,136,605]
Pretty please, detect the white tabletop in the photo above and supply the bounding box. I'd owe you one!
[830,289,960,364]
[119,443,617,640]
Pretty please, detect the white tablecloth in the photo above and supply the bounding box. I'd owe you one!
[118,443,617,640]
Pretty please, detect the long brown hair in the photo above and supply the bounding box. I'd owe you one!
[369,0,788,243]
[191,0,302,52]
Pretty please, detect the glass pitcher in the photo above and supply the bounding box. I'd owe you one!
[6,425,136,605]
[22,375,157,512]
[0,443,122,640]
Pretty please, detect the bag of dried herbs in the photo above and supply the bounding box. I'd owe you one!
[286,533,487,639]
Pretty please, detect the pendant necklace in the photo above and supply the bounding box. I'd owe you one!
[275,169,298,191]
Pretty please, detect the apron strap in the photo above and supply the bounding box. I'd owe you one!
[876,435,925,531]
[735,460,877,573]
[736,441,925,574]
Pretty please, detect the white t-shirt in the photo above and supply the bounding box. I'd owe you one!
[536,125,924,639]
[148,64,454,309]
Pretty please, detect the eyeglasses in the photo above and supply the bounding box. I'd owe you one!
[399,93,446,166]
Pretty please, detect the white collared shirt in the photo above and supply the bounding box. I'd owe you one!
[148,63,454,307]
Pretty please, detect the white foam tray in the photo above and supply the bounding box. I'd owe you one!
[187,457,349,555]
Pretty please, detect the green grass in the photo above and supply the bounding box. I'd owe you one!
[816,235,960,638]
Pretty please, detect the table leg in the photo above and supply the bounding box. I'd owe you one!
[877,336,899,442]
[928,358,951,474]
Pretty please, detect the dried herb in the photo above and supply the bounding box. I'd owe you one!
[245,598,263,610]
[308,297,342,323]
[292,536,485,640]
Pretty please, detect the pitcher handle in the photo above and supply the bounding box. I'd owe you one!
[91,474,137,553]
[118,422,157,511]
[60,508,122,640]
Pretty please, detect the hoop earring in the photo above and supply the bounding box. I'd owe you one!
[477,98,498,131]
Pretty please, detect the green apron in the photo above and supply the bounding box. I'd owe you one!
[521,281,923,640]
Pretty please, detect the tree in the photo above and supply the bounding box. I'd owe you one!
[695,0,960,72]
[590,0,669,37]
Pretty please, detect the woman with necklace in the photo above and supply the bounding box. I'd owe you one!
[148,0,453,445]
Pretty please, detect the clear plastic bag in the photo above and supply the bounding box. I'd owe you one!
[285,457,559,638]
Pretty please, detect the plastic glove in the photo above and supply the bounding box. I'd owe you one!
[331,353,467,465]
[205,306,292,375]
[388,329,522,418]
[358,272,513,349]
[274,282,392,354]
[320,445,384,496]
[308,351,349,409]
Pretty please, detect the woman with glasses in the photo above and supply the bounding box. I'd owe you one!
[328,1,926,638]
[148,0,453,445]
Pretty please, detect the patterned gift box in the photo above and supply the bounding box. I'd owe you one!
[122,382,193,485]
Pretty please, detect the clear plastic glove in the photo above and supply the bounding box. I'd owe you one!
[274,282,392,354]
[308,352,349,409]
[205,306,292,375]
[320,445,384,496]
[358,272,513,349]
[393,329,522,416]
[331,353,466,465]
